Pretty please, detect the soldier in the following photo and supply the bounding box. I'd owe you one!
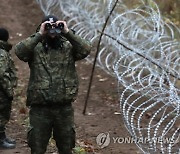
[0,28,17,149]
[15,15,92,154]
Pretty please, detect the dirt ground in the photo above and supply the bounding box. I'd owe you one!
[0,0,141,153]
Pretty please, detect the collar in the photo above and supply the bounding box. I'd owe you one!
[0,40,12,52]
[42,35,66,51]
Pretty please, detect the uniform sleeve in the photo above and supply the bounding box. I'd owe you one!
[15,32,42,62]
[64,30,92,61]
[0,51,13,98]
[0,51,8,79]
[9,57,18,88]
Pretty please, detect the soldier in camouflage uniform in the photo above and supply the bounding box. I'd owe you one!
[15,15,92,154]
[0,28,17,149]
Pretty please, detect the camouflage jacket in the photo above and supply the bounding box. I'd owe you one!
[15,30,91,106]
[0,40,17,99]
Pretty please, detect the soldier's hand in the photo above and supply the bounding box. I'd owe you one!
[56,21,69,34]
[39,21,51,35]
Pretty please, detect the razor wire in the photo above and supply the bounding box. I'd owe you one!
[36,0,180,153]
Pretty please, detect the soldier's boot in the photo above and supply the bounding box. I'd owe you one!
[0,132,16,149]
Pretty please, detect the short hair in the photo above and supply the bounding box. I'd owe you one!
[0,28,9,42]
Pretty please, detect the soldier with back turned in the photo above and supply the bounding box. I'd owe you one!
[0,28,17,149]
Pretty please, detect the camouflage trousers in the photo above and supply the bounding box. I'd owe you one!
[28,103,75,154]
[0,94,12,134]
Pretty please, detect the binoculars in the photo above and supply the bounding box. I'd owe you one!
[45,23,64,34]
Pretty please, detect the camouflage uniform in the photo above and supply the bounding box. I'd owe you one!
[15,30,91,154]
[0,40,17,137]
